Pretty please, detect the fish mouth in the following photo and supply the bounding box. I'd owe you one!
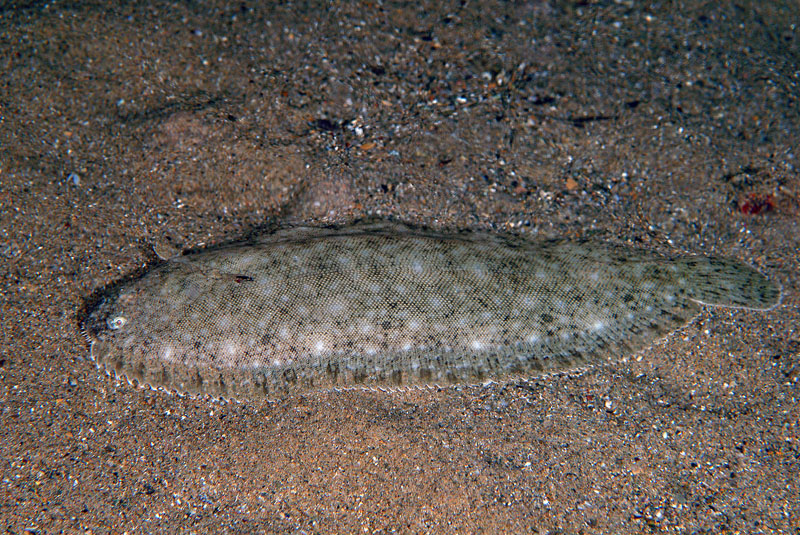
[80,306,111,365]
[79,300,127,377]
[80,298,110,341]
[78,284,124,366]
[79,293,105,346]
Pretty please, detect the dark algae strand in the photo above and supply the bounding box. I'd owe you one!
[81,221,781,401]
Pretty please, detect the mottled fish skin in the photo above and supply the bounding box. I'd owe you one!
[81,221,781,400]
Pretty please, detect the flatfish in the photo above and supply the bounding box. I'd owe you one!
[81,221,781,400]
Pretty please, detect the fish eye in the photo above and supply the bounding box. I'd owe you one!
[107,316,127,330]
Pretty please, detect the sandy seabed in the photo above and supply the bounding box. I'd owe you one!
[1,1,798,533]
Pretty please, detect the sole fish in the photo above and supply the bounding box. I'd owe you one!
[81,221,781,400]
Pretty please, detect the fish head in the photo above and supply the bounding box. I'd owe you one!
[81,284,142,375]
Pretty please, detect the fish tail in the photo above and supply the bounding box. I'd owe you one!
[676,257,781,310]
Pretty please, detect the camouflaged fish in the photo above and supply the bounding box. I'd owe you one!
[81,221,781,400]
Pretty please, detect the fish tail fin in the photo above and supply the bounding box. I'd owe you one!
[676,257,781,310]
